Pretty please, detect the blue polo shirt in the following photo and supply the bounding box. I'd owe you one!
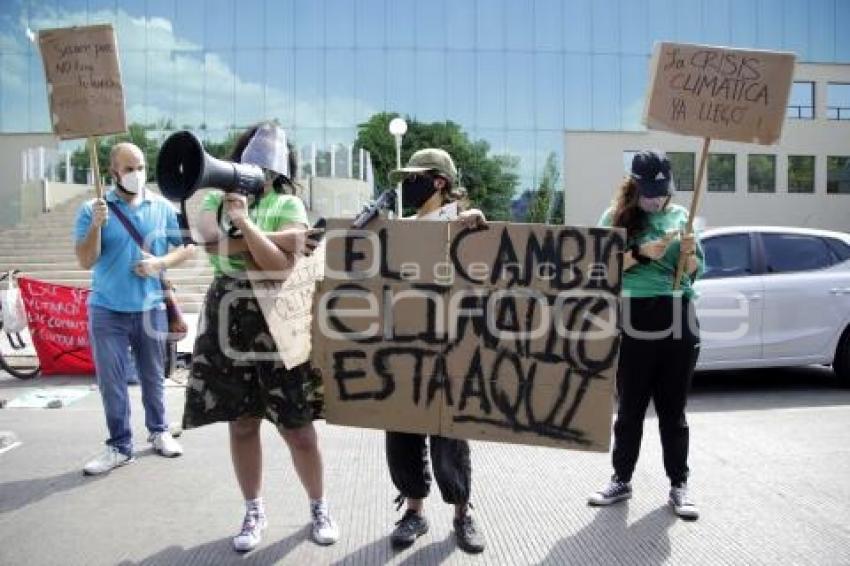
[74,189,183,312]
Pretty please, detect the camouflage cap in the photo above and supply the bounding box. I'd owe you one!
[389,148,458,184]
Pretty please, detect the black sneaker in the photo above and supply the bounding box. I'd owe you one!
[391,510,429,548]
[587,478,632,506]
[454,514,485,554]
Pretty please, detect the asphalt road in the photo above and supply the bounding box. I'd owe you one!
[0,365,848,565]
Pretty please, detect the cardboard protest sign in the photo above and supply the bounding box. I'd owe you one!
[18,278,95,376]
[250,244,325,370]
[38,24,127,139]
[643,42,796,145]
[312,219,625,451]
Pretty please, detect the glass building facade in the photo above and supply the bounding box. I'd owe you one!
[1,0,849,192]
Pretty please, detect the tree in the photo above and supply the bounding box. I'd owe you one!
[70,122,162,185]
[202,129,242,160]
[354,113,519,220]
[526,152,561,224]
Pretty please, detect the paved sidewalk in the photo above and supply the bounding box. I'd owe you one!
[0,369,849,565]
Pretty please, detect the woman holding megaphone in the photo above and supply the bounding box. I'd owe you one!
[181,123,338,552]
[588,150,705,521]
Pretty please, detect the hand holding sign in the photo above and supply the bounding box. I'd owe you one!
[642,42,796,288]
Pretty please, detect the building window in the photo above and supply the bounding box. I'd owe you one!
[827,156,850,194]
[827,83,850,121]
[788,155,815,193]
[747,154,776,193]
[763,234,834,274]
[668,152,695,192]
[787,82,815,119]
[708,154,735,192]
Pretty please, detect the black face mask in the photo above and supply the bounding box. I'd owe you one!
[401,175,437,210]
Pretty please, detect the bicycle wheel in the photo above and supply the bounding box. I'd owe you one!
[0,329,40,380]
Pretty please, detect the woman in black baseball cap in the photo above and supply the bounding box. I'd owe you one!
[588,149,705,521]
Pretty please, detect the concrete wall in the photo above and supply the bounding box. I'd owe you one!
[44,181,91,212]
[19,180,46,221]
[0,133,58,228]
[307,177,372,220]
[564,63,850,232]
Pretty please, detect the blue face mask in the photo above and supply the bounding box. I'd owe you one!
[638,195,667,213]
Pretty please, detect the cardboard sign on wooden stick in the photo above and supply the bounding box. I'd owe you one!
[38,24,127,140]
[642,42,796,288]
[643,42,796,145]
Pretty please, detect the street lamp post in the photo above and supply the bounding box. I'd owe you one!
[388,117,407,218]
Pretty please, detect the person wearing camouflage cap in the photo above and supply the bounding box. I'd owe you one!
[383,148,487,554]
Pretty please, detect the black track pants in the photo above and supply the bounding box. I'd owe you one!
[386,432,472,505]
[612,296,700,486]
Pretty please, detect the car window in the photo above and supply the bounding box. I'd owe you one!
[825,237,850,263]
[762,233,833,274]
[702,234,752,279]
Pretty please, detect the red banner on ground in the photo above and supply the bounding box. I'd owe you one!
[17,278,95,376]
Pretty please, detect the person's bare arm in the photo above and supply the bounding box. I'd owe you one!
[134,244,197,277]
[225,194,299,275]
[75,199,107,269]
[202,227,321,257]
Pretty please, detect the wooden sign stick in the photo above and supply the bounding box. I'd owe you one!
[87,136,103,200]
[673,136,711,290]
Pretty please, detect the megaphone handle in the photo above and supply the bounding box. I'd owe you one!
[178,200,196,245]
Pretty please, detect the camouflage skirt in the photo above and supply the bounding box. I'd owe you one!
[182,275,324,430]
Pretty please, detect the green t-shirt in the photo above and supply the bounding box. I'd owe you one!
[598,203,705,299]
[202,190,309,276]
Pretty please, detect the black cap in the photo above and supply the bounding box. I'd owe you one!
[630,150,674,197]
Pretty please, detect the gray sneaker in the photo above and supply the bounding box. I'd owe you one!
[391,510,429,548]
[669,484,699,520]
[454,513,485,554]
[588,478,632,506]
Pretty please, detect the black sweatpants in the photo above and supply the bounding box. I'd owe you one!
[612,296,700,486]
[386,432,472,505]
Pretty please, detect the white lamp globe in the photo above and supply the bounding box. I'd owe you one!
[388,117,408,136]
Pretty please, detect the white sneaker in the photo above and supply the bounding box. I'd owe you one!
[83,446,134,475]
[310,500,339,545]
[149,431,183,457]
[669,484,700,520]
[233,509,267,552]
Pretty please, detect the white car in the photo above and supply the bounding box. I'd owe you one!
[694,226,850,380]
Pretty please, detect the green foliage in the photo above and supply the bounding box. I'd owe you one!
[526,152,561,224]
[71,123,246,185]
[747,154,776,193]
[707,154,736,192]
[788,155,814,193]
[70,123,162,184]
[354,112,520,221]
[202,129,243,160]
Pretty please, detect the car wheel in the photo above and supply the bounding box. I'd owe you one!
[835,328,850,383]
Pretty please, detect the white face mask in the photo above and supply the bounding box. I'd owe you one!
[638,195,667,213]
[119,170,145,194]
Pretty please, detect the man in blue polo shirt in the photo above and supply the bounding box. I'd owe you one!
[75,142,195,475]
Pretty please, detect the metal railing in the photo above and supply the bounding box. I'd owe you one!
[786,105,815,120]
[827,106,850,121]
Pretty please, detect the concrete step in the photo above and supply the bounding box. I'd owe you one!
[17,274,212,287]
[0,260,213,271]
